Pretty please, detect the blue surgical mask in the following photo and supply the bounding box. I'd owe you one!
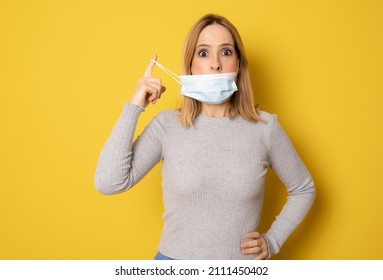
[152,60,238,105]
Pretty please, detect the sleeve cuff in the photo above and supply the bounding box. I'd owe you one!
[262,233,280,258]
[124,102,145,113]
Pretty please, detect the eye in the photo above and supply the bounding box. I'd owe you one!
[198,50,208,57]
[222,48,232,56]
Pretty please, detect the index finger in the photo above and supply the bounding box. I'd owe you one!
[246,232,261,239]
[143,54,157,78]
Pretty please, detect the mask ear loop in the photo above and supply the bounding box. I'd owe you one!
[151,60,182,86]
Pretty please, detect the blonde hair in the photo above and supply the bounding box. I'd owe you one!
[179,14,263,128]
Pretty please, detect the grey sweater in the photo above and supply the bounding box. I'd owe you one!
[94,103,315,259]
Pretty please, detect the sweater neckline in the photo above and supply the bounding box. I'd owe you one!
[196,113,238,124]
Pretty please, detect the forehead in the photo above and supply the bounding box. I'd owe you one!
[197,23,234,45]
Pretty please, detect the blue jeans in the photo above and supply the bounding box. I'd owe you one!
[154,251,176,260]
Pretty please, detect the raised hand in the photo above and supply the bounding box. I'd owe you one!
[130,54,166,108]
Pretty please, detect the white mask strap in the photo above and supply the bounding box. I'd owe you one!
[151,60,182,85]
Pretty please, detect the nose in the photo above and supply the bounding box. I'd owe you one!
[210,56,221,72]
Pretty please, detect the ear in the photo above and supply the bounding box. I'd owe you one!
[234,59,240,82]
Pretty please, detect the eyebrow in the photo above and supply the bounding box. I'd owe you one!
[196,43,235,48]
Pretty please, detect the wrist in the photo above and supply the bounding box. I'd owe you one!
[263,237,271,259]
[129,98,146,109]
[127,102,145,112]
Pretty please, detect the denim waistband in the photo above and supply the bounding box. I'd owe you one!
[154,251,176,260]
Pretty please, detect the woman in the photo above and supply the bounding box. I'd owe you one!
[94,14,315,260]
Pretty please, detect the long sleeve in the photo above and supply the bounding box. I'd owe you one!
[94,103,164,195]
[262,115,316,257]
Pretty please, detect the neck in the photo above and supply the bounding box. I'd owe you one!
[200,102,230,118]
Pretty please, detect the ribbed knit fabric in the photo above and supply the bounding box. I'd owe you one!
[94,103,316,259]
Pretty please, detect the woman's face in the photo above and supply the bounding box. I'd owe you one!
[191,23,239,75]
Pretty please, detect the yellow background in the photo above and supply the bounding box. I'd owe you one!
[1,0,382,260]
